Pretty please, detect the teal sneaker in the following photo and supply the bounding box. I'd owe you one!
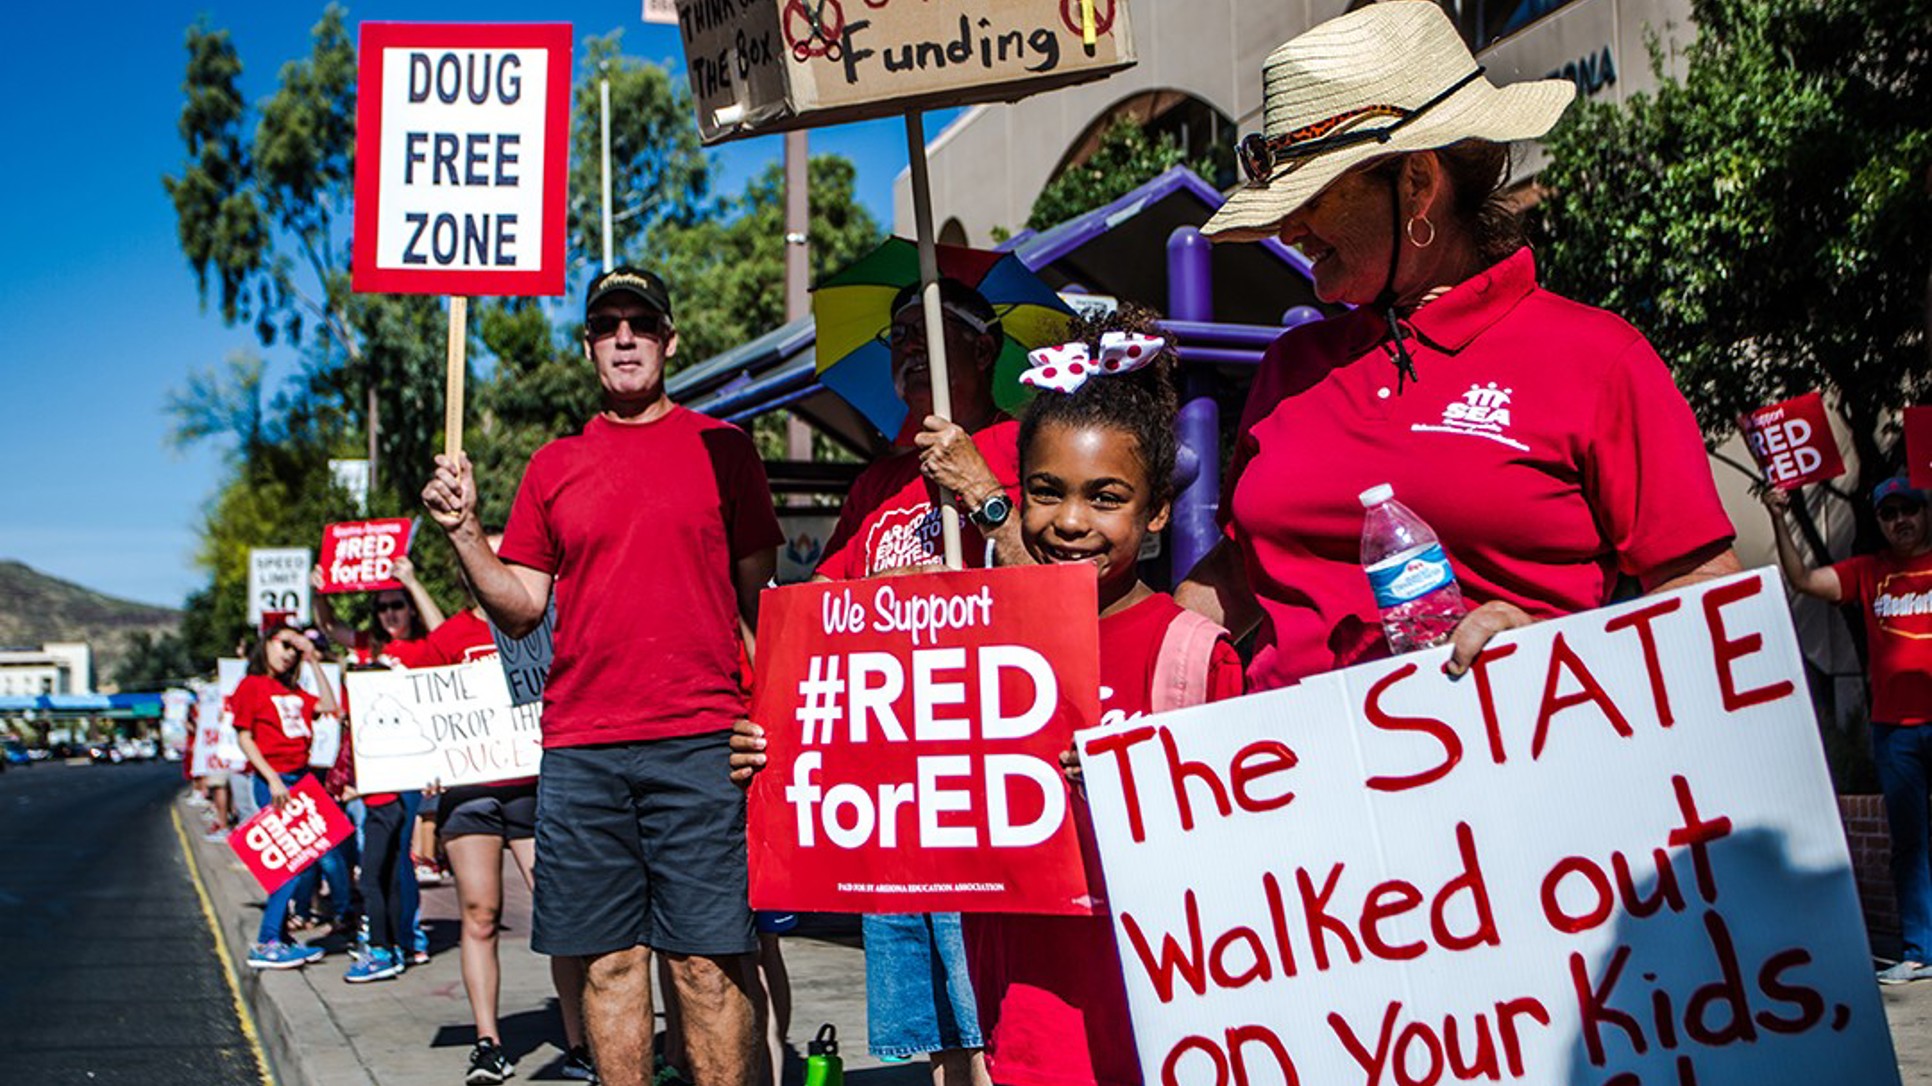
[246,941,314,970]
[344,945,404,983]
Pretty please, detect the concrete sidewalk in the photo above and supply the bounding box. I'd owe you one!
[178,791,1932,1084]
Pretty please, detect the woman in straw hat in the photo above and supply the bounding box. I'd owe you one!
[1177,1,1740,688]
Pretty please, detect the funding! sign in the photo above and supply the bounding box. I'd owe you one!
[1077,571,1898,1086]
[351,23,572,296]
[748,565,1100,915]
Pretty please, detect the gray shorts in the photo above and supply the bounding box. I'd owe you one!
[530,731,755,958]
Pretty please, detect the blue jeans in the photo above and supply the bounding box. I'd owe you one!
[253,772,349,945]
[399,790,423,945]
[863,913,981,1058]
[1874,724,1932,961]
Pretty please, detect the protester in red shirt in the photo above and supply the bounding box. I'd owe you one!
[424,267,781,1086]
[1178,3,1738,686]
[967,314,1243,1086]
[1766,478,1932,983]
[311,557,444,666]
[234,621,339,969]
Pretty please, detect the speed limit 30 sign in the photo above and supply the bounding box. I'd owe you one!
[248,548,313,626]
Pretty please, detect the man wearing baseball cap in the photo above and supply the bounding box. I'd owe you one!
[1765,476,1932,983]
[424,266,782,1086]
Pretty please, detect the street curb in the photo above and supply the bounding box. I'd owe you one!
[180,796,378,1086]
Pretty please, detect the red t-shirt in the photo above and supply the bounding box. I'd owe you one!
[1225,247,1735,689]
[378,634,439,670]
[967,593,1242,1086]
[230,674,317,775]
[419,610,501,666]
[817,420,1022,579]
[498,407,783,747]
[1831,549,1932,725]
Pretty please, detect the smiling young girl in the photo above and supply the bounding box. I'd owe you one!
[965,309,1245,1086]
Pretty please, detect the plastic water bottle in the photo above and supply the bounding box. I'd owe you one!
[1359,483,1465,653]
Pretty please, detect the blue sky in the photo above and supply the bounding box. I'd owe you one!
[0,1,927,610]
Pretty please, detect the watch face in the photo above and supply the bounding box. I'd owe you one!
[976,493,1012,528]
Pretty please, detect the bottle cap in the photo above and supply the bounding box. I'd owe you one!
[1358,483,1394,508]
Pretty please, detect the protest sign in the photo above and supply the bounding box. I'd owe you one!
[346,660,541,792]
[642,0,679,25]
[227,776,355,894]
[674,0,1136,143]
[1077,570,1897,1086]
[188,680,246,777]
[351,23,572,296]
[247,547,312,625]
[489,602,555,708]
[317,518,416,593]
[1740,392,1844,490]
[1905,406,1932,492]
[747,564,1100,914]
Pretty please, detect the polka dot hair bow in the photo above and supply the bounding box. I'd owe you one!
[1019,332,1167,394]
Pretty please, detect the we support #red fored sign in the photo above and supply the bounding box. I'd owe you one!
[748,565,1100,915]
[227,776,354,894]
[1740,392,1844,490]
[317,518,416,593]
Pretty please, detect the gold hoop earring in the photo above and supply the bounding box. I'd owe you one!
[1406,215,1437,248]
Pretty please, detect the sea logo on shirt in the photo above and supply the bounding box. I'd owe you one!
[1874,569,1932,640]
[863,501,944,574]
[271,693,311,739]
[1410,382,1529,452]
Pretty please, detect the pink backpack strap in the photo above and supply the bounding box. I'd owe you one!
[1152,608,1229,713]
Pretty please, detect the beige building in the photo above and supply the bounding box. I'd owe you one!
[0,643,92,698]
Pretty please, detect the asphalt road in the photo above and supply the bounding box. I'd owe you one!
[0,760,266,1084]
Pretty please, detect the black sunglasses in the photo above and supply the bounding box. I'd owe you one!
[1238,68,1487,186]
[375,599,411,613]
[1878,502,1925,522]
[585,313,669,340]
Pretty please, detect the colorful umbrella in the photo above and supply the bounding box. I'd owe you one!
[812,237,1075,440]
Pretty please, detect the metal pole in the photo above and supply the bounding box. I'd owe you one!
[1168,226,1220,581]
[904,110,963,569]
[600,78,614,270]
[784,129,813,477]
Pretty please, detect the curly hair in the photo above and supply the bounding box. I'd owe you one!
[1017,302,1180,510]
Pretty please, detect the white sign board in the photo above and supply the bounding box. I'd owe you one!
[189,679,245,777]
[352,22,573,296]
[1077,571,1898,1086]
[247,547,313,626]
[346,660,541,792]
[642,0,679,26]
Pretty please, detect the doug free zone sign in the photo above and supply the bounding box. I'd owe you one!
[1076,571,1898,1086]
[748,565,1100,914]
[352,23,571,295]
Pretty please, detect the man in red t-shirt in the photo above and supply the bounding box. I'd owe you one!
[1767,477,1932,983]
[424,267,781,1086]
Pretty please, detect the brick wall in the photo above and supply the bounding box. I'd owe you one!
[1840,794,1899,942]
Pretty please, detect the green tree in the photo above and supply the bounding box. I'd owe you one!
[1025,115,1223,232]
[569,32,712,265]
[1534,0,1931,514]
[113,631,201,692]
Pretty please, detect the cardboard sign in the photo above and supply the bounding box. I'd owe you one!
[1905,406,1932,492]
[489,602,556,708]
[1077,571,1898,1086]
[228,776,356,894]
[188,680,246,777]
[351,22,573,295]
[345,660,542,792]
[1740,392,1844,490]
[674,0,1136,143]
[747,564,1100,914]
[317,518,416,593]
[248,547,312,625]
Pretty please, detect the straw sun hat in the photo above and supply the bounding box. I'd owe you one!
[1202,1,1577,243]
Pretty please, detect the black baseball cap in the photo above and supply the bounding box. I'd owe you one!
[586,266,674,321]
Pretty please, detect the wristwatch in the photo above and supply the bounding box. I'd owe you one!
[966,489,1013,530]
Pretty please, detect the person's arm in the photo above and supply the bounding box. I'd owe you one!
[913,417,1030,568]
[299,639,338,717]
[734,548,776,661]
[309,567,359,650]
[1761,488,1843,601]
[1176,538,1264,641]
[422,452,553,638]
[393,556,446,630]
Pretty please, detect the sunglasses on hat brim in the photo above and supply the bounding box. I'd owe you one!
[1238,68,1487,187]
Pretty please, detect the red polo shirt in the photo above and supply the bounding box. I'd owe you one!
[817,420,1022,579]
[1831,549,1932,725]
[1226,247,1734,689]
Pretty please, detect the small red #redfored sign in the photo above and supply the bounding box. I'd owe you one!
[317,518,416,594]
[1739,392,1844,490]
[748,565,1100,915]
[228,776,354,894]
